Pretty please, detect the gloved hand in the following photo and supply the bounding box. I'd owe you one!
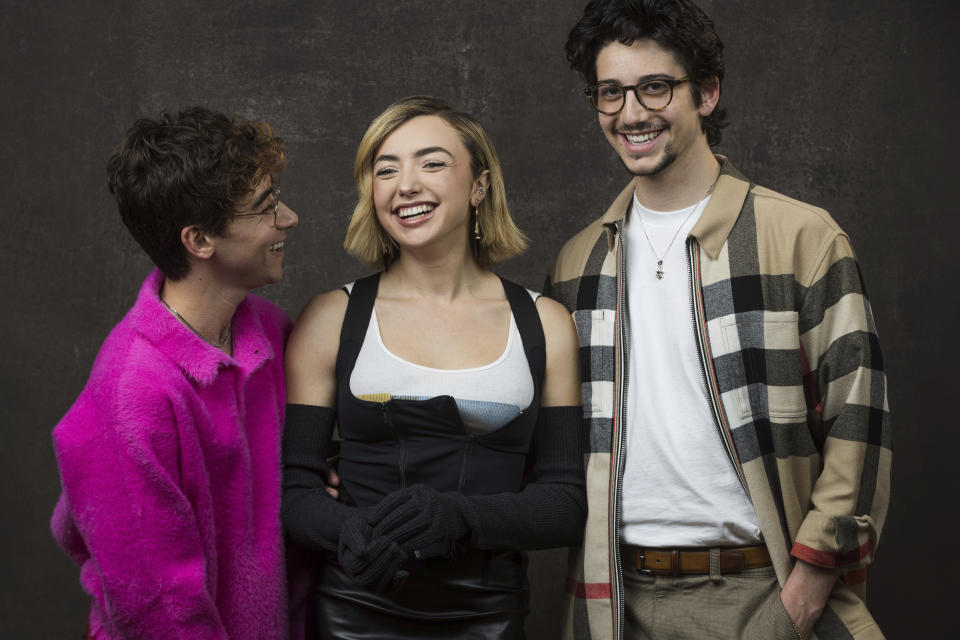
[338,513,409,593]
[369,485,470,556]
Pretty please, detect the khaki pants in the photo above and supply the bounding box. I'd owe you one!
[622,555,798,639]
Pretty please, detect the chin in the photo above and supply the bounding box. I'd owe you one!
[253,272,282,289]
[623,150,676,177]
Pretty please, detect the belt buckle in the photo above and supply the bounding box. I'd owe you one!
[636,550,654,574]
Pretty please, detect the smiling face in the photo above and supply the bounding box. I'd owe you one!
[372,115,486,257]
[211,175,298,291]
[595,38,716,178]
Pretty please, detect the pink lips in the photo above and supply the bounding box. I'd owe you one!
[620,128,665,154]
[393,202,437,227]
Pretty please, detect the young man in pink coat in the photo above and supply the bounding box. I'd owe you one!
[51,106,299,639]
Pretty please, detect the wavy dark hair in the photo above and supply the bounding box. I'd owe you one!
[106,106,286,280]
[566,0,728,146]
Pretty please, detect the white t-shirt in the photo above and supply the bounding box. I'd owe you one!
[621,192,762,547]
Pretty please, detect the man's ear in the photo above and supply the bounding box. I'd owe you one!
[697,76,720,118]
[181,225,215,260]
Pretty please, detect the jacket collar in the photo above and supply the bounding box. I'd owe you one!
[129,269,274,386]
[600,155,750,259]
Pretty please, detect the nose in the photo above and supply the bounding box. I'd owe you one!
[397,169,421,198]
[620,88,650,126]
[276,201,298,230]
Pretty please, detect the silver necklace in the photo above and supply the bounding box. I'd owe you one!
[160,298,232,348]
[634,177,718,280]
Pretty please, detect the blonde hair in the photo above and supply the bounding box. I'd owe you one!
[344,96,527,269]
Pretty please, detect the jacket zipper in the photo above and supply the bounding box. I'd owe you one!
[379,401,407,488]
[612,220,628,640]
[686,240,748,495]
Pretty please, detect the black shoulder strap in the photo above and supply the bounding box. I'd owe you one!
[339,272,381,350]
[499,276,546,392]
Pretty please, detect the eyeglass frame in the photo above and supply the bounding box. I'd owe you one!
[583,76,690,115]
[233,180,281,226]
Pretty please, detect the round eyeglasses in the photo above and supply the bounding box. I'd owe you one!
[584,77,689,115]
[233,181,281,226]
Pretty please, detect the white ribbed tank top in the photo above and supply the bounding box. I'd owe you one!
[349,289,538,435]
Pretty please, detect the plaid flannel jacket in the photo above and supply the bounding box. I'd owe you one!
[544,159,890,640]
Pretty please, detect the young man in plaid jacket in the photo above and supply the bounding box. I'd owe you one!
[544,1,890,638]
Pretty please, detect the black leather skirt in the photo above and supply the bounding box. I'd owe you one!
[308,549,529,639]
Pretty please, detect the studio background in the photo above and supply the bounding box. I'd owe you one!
[2,1,956,637]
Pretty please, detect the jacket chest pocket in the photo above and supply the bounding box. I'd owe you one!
[720,311,807,420]
[573,308,616,417]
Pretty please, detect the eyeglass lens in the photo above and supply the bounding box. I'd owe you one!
[270,185,280,224]
[591,81,675,114]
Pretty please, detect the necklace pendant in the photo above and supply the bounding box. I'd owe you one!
[655,260,664,280]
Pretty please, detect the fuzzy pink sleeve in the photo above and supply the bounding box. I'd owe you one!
[52,385,229,640]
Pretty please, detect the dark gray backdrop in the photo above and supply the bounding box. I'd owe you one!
[2,1,956,637]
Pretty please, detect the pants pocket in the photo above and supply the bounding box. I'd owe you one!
[741,584,800,640]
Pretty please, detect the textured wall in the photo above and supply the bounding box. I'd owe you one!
[1,1,956,637]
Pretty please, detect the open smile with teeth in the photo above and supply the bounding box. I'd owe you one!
[268,241,284,254]
[396,204,436,220]
[624,129,664,144]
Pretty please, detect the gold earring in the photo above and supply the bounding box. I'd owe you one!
[473,186,486,259]
[472,204,482,261]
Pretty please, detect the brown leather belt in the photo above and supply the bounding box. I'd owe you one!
[623,544,771,575]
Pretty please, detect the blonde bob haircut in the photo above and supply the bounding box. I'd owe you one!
[344,96,527,270]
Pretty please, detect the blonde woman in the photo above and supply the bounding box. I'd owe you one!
[282,96,586,639]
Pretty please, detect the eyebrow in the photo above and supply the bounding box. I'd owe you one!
[597,73,675,84]
[414,146,452,158]
[374,146,454,164]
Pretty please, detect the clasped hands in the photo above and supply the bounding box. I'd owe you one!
[337,484,469,593]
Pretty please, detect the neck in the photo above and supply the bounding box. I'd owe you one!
[383,243,487,303]
[159,269,243,349]
[633,141,720,211]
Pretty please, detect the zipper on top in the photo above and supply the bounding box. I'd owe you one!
[456,434,476,493]
[685,239,748,496]
[379,401,407,488]
[611,220,629,640]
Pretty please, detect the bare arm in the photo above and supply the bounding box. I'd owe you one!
[285,289,348,408]
[285,289,346,498]
[537,295,582,408]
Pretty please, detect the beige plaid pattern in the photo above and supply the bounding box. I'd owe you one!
[545,158,890,640]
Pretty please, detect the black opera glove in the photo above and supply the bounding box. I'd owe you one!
[338,513,410,593]
[281,404,411,592]
[369,484,471,557]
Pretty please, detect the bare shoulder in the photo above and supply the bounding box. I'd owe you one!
[535,295,576,337]
[286,288,349,405]
[291,288,349,339]
[535,295,580,406]
[286,288,348,368]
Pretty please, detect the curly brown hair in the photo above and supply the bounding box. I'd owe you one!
[106,106,286,280]
[566,0,728,146]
